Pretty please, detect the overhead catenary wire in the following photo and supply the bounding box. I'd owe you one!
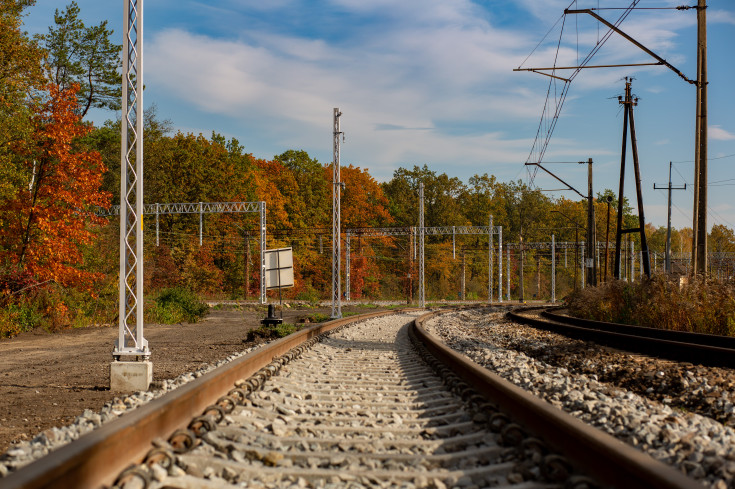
[522,0,642,187]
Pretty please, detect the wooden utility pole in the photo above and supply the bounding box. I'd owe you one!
[614,78,651,279]
[692,0,708,275]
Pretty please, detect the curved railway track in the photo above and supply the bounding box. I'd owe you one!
[0,308,702,489]
[508,307,735,368]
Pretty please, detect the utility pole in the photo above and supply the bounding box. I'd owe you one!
[692,0,708,275]
[488,215,493,303]
[604,195,613,282]
[331,108,343,319]
[245,238,250,299]
[419,182,425,308]
[519,227,525,303]
[614,78,651,279]
[583,158,596,285]
[655,162,686,274]
[551,234,556,303]
[461,248,466,301]
[407,230,413,304]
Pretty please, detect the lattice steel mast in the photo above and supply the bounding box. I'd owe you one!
[114,0,148,360]
[331,108,343,318]
[419,182,425,308]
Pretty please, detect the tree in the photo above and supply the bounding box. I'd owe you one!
[274,150,330,229]
[341,165,393,229]
[382,165,467,228]
[0,84,111,288]
[37,1,121,117]
[0,0,44,203]
[709,224,735,253]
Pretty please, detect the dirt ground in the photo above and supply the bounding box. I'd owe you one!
[0,304,378,454]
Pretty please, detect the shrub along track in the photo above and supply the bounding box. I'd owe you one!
[0,308,701,489]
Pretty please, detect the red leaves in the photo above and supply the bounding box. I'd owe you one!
[0,84,111,290]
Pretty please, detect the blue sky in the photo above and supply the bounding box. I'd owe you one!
[22,0,735,232]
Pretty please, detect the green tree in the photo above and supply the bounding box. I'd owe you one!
[458,173,507,227]
[709,224,735,253]
[0,0,44,203]
[274,150,330,229]
[382,165,467,228]
[37,1,121,117]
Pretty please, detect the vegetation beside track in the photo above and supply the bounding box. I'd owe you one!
[566,275,735,336]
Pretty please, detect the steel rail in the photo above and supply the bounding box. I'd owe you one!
[508,307,735,368]
[411,309,703,489]
[0,309,409,489]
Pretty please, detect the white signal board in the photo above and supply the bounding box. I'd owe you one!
[264,247,294,289]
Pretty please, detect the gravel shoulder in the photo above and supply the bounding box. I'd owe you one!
[426,307,735,489]
[0,304,379,455]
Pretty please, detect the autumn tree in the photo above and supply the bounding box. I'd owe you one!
[0,84,111,288]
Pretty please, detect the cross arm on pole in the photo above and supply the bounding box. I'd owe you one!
[564,9,697,86]
[525,162,587,199]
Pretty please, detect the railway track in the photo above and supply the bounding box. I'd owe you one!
[508,306,735,368]
[0,308,702,489]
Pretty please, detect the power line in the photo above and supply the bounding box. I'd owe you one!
[672,153,735,164]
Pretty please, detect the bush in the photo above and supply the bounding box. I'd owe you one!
[566,275,735,336]
[247,323,301,341]
[151,287,208,324]
[294,286,321,304]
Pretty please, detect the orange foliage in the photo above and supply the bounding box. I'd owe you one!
[252,159,291,230]
[0,84,110,289]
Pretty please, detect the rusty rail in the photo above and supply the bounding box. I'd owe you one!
[0,309,406,489]
[2,306,706,489]
[412,309,703,489]
[509,307,735,368]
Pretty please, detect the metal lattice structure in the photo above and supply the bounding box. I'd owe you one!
[101,201,264,216]
[331,109,343,318]
[103,201,267,304]
[115,0,147,359]
[488,217,493,302]
[419,183,425,308]
[344,224,504,303]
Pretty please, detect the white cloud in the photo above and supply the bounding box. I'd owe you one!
[710,9,735,26]
[710,125,735,141]
[144,1,565,180]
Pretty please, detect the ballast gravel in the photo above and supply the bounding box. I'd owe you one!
[0,344,263,478]
[425,307,735,489]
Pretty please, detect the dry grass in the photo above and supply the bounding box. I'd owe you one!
[566,275,735,336]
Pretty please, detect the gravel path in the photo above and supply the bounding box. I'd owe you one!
[425,308,735,489]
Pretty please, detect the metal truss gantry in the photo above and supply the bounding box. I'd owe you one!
[115,0,146,360]
[103,201,267,304]
[344,222,503,305]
